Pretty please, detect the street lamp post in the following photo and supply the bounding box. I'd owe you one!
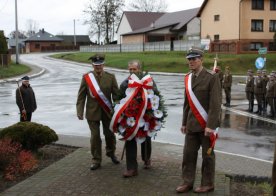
[73,19,76,47]
[15,0,19,64]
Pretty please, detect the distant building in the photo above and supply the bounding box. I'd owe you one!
[24,28,63,53]
[56,35,93,46]
[117,9,200,45]
[198,0,276,53]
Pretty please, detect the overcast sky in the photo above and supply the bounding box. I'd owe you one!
[0,0,204,38]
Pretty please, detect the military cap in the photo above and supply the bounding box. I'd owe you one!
[225,66,230,69]
[186,47,204,59]
[247,69,253,73]
[257,70,261,74]
[21,76,30,81]
[89,53,105,65]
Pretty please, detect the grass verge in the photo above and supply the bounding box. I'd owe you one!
[0,63,30,79]
[51,51,276,75]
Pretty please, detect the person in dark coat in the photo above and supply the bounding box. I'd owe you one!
[119,60,158,178]
[176,47,221,193]
[16,76,37,122]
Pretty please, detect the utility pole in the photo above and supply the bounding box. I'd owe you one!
[15,0,19,64]
[73,19,76,47]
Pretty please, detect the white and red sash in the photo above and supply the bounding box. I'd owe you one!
[184,73,208,129]
[110,74,153,141]
[84,72,112,114]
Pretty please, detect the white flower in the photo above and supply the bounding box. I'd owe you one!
[127,117,135,127]
[114,104,120,112]
[147,89,154,99]
[154,120,162,130]
[125,88,132,96]
[136,137,146,144]
[147,130,157,137]
[118,125,126,133]
[150,95,160,110]
[120,98,127,104]
[144,122,149,131]
[153,110,163,118]
[139,118,145,127]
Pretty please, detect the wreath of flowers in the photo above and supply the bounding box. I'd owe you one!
[110,74,167,143]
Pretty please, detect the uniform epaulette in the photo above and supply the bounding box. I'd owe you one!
[206,69,216,75]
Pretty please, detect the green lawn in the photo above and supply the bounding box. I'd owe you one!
[0,63,30,79]
[52,51,276,75]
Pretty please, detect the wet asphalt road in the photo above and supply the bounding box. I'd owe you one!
[0,53,275,162]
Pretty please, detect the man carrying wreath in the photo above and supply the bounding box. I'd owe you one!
[176,47,221,193]
[76,53,120,170]
[114,60,161,177]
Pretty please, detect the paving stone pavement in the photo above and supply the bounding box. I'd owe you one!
[2,137,233,196]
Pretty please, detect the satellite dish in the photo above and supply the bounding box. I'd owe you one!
[255,57,265,70]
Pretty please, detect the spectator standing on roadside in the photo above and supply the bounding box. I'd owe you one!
[16,76,37,122]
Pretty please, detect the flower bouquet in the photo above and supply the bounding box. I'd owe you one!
[110,74,167,143]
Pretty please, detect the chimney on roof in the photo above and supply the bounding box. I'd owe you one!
[42,28,45,33]
[151,22,155,28]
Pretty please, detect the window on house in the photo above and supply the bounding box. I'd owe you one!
[35,44,40,49]
[250,42,263,50]
[214,15,220,21]
[252,0,264,10]
[251,20,263,31]
[214,34,220,41]
[270,20,276,31]
[271,0,276,10]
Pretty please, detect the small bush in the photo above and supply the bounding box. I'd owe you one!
[0,122,58,151]
[0,138,37,181]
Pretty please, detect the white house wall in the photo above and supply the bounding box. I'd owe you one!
[187,17,200,39]
[117,14,132,44]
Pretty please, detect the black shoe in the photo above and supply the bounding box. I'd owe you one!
[90,163,101,170]
[110,156,120,164]
[254,110,259,114]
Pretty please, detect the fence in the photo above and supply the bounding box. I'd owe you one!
[80,40,201,53]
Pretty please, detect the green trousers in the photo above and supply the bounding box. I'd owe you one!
[182,131,215,186]
[87,114,116,164]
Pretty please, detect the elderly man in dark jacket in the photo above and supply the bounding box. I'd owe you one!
[16,76,37,121]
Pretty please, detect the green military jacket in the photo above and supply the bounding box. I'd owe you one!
[223,72,232,88]
[76,71,119,121]
[254,76,266,95]
[266,81,276,98]
[245,76,254,93]
[182,68,221,132]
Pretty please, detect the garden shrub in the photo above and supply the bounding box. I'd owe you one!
[0,138,37,181]
[0,122,58,151]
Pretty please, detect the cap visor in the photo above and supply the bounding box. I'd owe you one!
[186,54,201,59]
[92,61,104,65]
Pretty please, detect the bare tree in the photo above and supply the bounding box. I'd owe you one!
[127,0,168,12]
[84,0,124,44]
[8,30,27,39]
[25,19,39,37]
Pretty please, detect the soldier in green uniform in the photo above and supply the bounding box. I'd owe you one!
[76,54,120,170]
[262,70,269,113]
[176,47,221,193]
[254,70,266,115]
[245,69,255,112]
[266,73,275,117]
[222,66,232,107]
